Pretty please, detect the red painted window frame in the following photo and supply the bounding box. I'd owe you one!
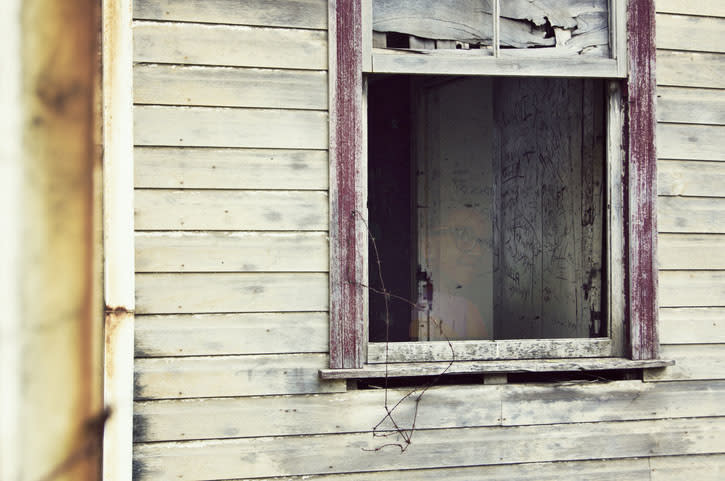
[329,0,659,369]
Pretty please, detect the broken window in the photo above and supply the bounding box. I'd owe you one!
[323,0,663,374]
[373,0,610,56]
[368,75,608,344]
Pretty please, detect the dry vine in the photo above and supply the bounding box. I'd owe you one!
[352,210,456,453]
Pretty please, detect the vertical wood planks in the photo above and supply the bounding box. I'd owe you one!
[104,1,135,480]
[627,0,659,360]
[329,0,366,369]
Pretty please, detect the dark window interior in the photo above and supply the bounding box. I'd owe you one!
[368,75,607,343]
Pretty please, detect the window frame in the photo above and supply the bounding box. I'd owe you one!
[326,0,664,374]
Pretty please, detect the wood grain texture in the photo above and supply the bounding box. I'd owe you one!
[134,354,345,400]
[656,13,725,53]
[658,234,725,269]
[134,64,328,110]
[627,0,659,360]
[372,0,608,52]
[134,147,328,190]
[657,124,725,161]
[189,459,650,481]
[328,0,366,369]
[320,358,673,379]
[368,339,612,363]
[133,379,725,442]
[658,160,725,196]
[644,344,725,381]
[658,197,725,233]
[657,50,725,89]
[372,51,620,77]
[134,106,328,149]
[134,21,327,69]
[133,384,502,442]
[650,454,725,481]
[148,455,723,481]
[132,417,725,480]
[135,273,328,314]
[135,232,328,272]
[659,308,725,343]
[656,87,725,125]
[501,379,725,425]
[659,271,725,307]
[655,0,725,17]
[135,313,329,357]
[134,190,328,231]
[494,78,604,340]
[133,0,328,29]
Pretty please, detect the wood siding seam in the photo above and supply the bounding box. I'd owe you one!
[131,417,725,479]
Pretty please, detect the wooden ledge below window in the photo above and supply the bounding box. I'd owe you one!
[319,358,674,380]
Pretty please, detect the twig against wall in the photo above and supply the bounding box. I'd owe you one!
[352,210,455,452]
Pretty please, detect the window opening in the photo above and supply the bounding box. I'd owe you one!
[368,75,607,343]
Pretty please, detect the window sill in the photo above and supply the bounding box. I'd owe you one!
[319,358,674,380]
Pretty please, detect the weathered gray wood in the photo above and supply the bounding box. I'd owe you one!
[650,454,725,481]
[659,271,725,307]
[607,81,627,357]
[501,379,725,425]
[134,64,328,110]
[368,339,612,363]
[135,232,328,272]
[372,0,608,52]
[134,147,328,190]
[134,190,328,231]
[372,50,620,77]
[416,77,495,341]
[133,379,725,442]
[658,160,725,196]
[656,87,725,125]
[659,308,725,344]
[134,21,327,69]
[134,354,345,400]
[657,50,725,89]
[658,197,725,233]
[657,124,725,161]
[132,417,725,480]
[133,384,502,442]
[134,106,328,149]
[644,344,725,381]
[200,455,725,481]
[135,273,328,314]
[320,358,673,379]
[494,78,604,339]
[135,313,329,357]
[133,0,328,29]
[327,0,367,369]
[206,458,655,481]
[658,234,725,269]
[655,0,725,18]
[656,13,725,53]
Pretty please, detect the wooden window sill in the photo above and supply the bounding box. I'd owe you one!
[319,358,674,380]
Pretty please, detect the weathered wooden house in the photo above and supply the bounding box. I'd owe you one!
[100,1,725,479]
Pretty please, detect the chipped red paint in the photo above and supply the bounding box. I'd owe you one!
[627,0,659,360]
[329,0,365,369]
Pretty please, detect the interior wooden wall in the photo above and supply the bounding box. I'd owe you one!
[131,0,725,479]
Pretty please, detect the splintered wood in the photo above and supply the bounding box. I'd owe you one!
[373,0,609,56]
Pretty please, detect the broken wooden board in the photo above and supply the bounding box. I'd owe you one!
[372,0,608,54]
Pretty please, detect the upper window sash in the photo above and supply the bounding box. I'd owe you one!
[361,0,628,78]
